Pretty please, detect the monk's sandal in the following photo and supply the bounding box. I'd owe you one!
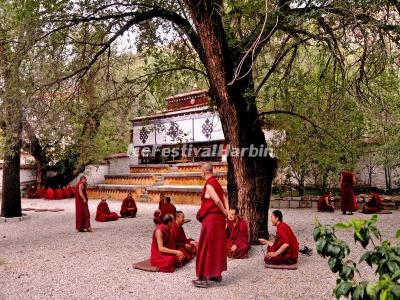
[192,279,208,288]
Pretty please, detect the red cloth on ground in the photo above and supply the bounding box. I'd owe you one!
[150,224,177,272]
[340,172,358,212]
[318,193,335,212]
[63,187,72,198]
[226,217,250,259]
[161,202,176,218]
[120,196,137,217]
[196,176,227,278]
[264,222,299,265]
[95,201,118,222]
[75,181,91,231]
[38,187,46,198]
[55,188,63,200]
[45,188,55,200]
[170,221,196,261]
[362,193,383,214]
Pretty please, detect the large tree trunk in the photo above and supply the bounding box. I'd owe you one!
[185,0,278,242]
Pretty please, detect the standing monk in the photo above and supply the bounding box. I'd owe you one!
[259,210,299,266]
[318,192,335,212]
[226,207,250,259]
[120,192,138,218]
[170,211,197,262]
[340,171,358,215]
[150,214,185,272]
[75,176,92,232]
[193,163,229,288]
[153,193,165,225]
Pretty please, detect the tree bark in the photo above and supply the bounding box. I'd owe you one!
[184,0,278,242]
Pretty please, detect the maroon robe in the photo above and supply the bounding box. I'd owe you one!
[196,176,227,278]
[340,172,358,212]
[318,193,335,212]
[63,186,72,198]
[265,222,299,265]
[150,224,178,272]
[55,188,63,200]
[27,187,38,198]
[75,181,91,231]
[170,221,196,261]
[161,202,176,218]
[95,201,119,222]
[45,188,55,200]
[120,196,137,217]
[226,217,250,259]
[362,193,383,214]
[38,187,46,198]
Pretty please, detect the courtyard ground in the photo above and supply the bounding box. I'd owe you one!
[1,199,398,300]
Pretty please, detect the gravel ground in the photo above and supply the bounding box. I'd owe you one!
[0,199,399,300]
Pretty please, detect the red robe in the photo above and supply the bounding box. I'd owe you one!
[75,181,91,231]
[38,187,46,198]
[226,217,250,259]
[265,222,299,265]
[340,172,358,212]
[45,188,55,200]
[95,201,119,222]
[68,186,75,197]
[196,176,227,278]
[27,187,39,198]
[170,221,196,262]
[362,193,383,214]
[318,193,335,212]
[63,187,72,198]
[150,224,177,272]
[161,202,176,218]
[55,188,63,200]
[120,197,137,217]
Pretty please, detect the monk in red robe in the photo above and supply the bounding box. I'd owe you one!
[226,207,250,259]
[55,185,63,200]
[318,192,335,212]
[161,197,176,218]
[63,185,72,198]
[75,176,92,232]
[95,199,119,222]
[259,210,299,265]
[27,185,39,198]
[170,211,197,262]
[362,192,383,214]
[193,163,229,288]
[340,171,358,215]
[153,193,165,225]
[150,214,185,272]
[120,192,137,217]
[38,185,46,198]
[45,187,55,200]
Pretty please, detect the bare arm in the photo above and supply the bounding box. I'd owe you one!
[274,243,289,256]
[223,195,229,213]
[79,184,87,202]
[205,185,228,216]
[155,230,183,258]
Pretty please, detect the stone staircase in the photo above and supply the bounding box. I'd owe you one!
[87,162,228,204]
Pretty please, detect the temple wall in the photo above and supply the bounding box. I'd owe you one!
[70,164,109,186]
[108,156,136,175]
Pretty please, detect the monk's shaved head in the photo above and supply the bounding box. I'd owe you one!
[201,163,213,174]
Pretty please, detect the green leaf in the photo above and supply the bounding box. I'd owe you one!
[336,222,352,229]
[317,239,327,255]
[313,227,321,241]
[379,289,388,300]
[352,284,365,300]
[396,229,400,240]
[335,281,353,299]
[388,261,399,274]
[366,282,378,297]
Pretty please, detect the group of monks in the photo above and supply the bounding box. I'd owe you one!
[317,171,384,214]
[28,185,74,200]
[149,163,299,288]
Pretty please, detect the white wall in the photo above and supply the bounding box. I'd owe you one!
[0,168,36,189]
[69,164,109,186]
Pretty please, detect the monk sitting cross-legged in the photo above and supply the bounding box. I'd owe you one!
[27,185,39,198]
[170,211,197,263]
[150,214,185,272]
[120,192,137,218]
[55,185,64,200]
[318,192,335,212]
[362,192,383,214]
[45,187,55,200]
[95,199,119,222]
[226,207,250,259]
[259,210,299,266]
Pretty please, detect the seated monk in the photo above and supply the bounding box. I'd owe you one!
[362,192,383,214]
[63,185,72,198]
[318,192,335,212]
[55,185,63,200]
[27,185,39,198]
[38,185,47,198]
[161,197,176,218]
[170,211,197,262]
[45,187,55,200]
[150,214,185,272]
[120,192,137,218]
[226,207,250,259]
[95,199,119,222]
[259,210,299,265]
